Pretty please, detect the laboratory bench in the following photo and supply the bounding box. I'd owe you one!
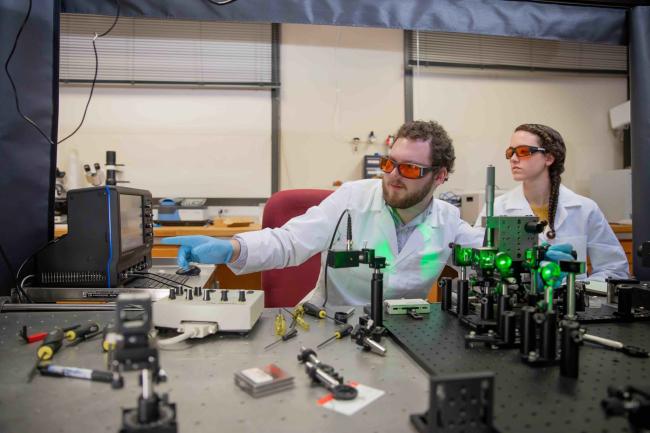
[0,307,428,433]
[1,303,647,432]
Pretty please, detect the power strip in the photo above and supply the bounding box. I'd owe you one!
[384,299,430,315]
[153,288,264,333]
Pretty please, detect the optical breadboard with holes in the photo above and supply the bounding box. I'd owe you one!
[153,288,264,333]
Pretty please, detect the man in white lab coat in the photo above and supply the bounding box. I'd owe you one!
[163,120,484,306]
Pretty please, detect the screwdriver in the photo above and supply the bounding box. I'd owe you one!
[28,328,65,382]
[263,328,298,351]
[274,310,287,336]
[302,302,328,319]
[302,302,343,324]
[283,308,310,331]
[65,322,101,345]
[37,328,65,361]
[316,324,353,349]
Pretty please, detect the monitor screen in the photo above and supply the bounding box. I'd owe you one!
[120,194,144,252]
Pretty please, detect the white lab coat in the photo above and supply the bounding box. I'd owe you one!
[231,179,484,306]
[475,184,629,281]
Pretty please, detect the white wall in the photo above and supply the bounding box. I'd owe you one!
[57,26,627,201]
[279,24,405,189]
[413,66,627,196]
[57,86,272,198]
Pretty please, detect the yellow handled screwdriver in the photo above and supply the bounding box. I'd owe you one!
[263,328,298,351]
[283,308,310,331]
[274,310,287,336]
[65,322,101,345]
[302,302,327,319]
[316,324,353,349]
[28,328,64,382]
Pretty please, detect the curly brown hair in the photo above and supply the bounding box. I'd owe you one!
[395,120,455,174]
[514,124,567,239]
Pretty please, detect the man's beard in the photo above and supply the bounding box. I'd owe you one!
[382,176,435,209]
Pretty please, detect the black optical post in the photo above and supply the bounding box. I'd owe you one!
[327,248,386,327]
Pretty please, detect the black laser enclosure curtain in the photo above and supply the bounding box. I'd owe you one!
[61,0,626,45]
[0,0,58,295]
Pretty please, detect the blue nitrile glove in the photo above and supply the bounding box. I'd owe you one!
[160,235,233,270]
[544,243,576,263]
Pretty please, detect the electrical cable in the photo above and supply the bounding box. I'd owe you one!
[19,275,34,296]
[0,242,20,296]
[322,209,351,307]
[1,242,34,303]
[3,0,53,145]
[4,0,121,146]
[13,238,60,304]
[157,332,194,346]
[157,323,218,346]
[126,274,179,290]
[57,0,121,145]
[129,272,194,290]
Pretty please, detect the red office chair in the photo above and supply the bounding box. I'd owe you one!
[261,189,333,307]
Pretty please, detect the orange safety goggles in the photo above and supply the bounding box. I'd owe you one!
[505,145,547,160]
[379,156,435,179]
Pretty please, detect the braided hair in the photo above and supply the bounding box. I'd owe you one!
[514,124,566,239]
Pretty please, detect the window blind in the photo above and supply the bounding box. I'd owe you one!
[408,31,627,73]
[60,14,274,84]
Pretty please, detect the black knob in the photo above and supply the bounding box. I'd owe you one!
[525,220,547,234]
[176,285,182,295]
[238,290,246,302]
[185,289,193,301]
[168,288,176,300]
[221,290,228,302]
[203,290,211,302]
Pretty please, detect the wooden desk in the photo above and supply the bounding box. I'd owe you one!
[150,219,260,258]
[54,218,260,240]
[610,223,633,274]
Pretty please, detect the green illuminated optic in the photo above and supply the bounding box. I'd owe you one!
[525,248,534,263]
[454,245,473,267]
[495,252,512,276]
[540,262,561,286]
[474,248,497,270]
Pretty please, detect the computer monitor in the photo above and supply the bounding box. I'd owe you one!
[35,186,154,287]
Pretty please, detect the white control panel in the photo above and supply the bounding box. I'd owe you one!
[384,298,430,315]
[153,288,264,333]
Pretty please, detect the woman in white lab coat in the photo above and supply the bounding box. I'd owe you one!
[475,124,629,281]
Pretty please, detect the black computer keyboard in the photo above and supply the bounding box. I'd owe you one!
[126,273,190,289]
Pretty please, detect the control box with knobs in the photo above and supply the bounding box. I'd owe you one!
[153,288,264,333]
